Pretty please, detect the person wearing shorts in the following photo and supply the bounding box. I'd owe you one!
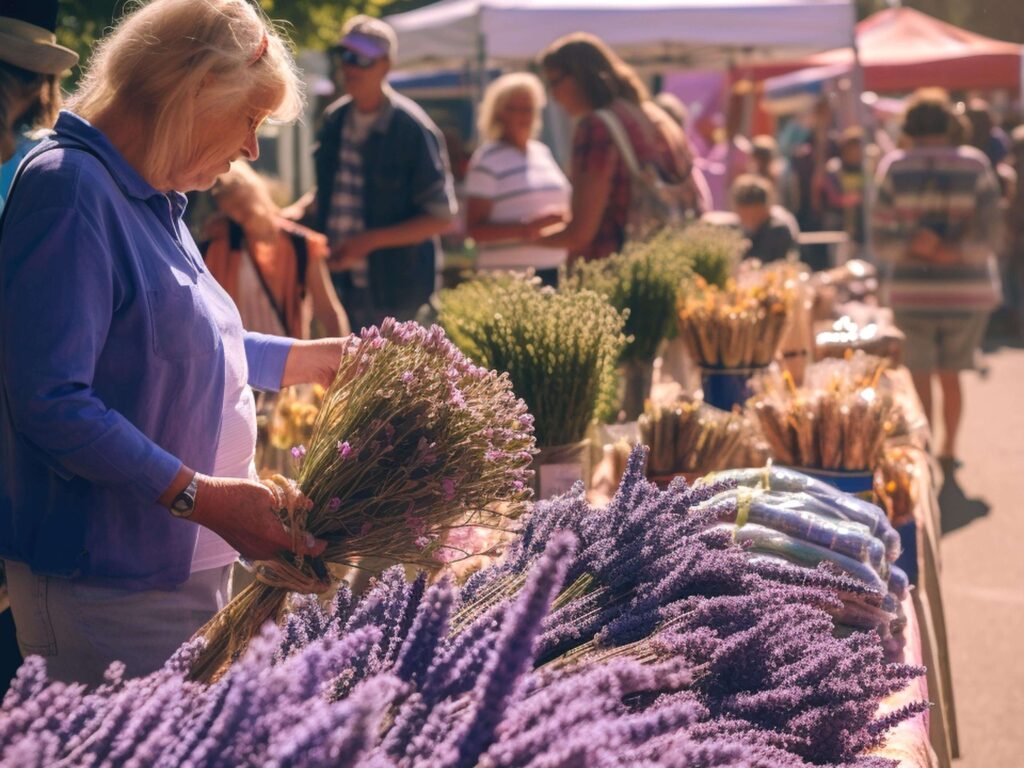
[873,89,1003,466]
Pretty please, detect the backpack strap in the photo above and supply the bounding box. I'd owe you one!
[290,231,309,299]
[594,108,642,178]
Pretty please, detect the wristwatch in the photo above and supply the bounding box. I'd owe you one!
[169,474,199,518]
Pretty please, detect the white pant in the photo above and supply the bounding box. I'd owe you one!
[3,560,231,687]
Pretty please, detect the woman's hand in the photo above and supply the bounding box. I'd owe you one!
[522,212,567,240]
[281,337,350,388]
[190,474,326,562]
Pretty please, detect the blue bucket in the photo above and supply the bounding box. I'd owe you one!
[791,466,875,496]
[700,367,763,411]
[894,520,918,586]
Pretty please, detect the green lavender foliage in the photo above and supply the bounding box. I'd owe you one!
[438,274,627,448]
[668,222,744,289]
[562,229,693,363]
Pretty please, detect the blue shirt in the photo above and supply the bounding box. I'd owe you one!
[0,132,38,214]
[0,111,294,589]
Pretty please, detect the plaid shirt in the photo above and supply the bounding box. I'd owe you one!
[571,100,679,262]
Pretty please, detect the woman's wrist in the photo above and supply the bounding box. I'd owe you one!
[158,465,197,508]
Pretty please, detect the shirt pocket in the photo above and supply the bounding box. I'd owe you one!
[146,279,219,361]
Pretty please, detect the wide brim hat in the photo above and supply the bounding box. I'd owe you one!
[0,15,79,75]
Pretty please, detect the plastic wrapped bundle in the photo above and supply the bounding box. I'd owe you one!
[712,465,901,562]
[695,489,888,572]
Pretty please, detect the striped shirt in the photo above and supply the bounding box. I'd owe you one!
[872,145,1002,312]
[465,139,570,270]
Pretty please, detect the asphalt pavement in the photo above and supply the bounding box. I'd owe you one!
[938,340,1024,767]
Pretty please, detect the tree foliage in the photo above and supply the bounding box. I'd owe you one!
[56,0,437,74]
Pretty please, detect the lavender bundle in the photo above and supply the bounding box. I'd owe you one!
[639,398,767,476]
[1,449,925,767]
[748,355,896,472]
[438,274,627,446]
[455,448,925,764]
[677,276,792,369]
[191,319,535,682]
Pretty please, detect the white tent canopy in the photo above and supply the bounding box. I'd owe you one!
[385,0,856,69]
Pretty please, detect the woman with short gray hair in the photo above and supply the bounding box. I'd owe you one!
[465,72,570,285]
[0,0,340,686]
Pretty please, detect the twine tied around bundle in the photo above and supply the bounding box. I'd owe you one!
[250,474,329,594]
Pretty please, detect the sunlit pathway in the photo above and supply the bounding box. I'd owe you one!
[939,343,1024,767]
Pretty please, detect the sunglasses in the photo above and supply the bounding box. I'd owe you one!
[334,47,378,69]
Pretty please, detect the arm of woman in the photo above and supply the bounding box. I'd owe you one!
[465,196,560,243]
[535,165,611,253]
[535,115,615,254]
[158,467,325,561]
[309,258,350,338]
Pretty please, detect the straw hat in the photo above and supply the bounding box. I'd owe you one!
[0,0,79,75]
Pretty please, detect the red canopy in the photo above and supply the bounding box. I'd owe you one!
[808,7,1022,92]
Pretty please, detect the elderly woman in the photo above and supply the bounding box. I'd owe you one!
[464,72,570,286]
[0,0,336,686]
[536,33,694,263]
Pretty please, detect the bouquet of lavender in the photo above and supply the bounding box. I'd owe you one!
[438,274,627,447]
[190,319,535,682]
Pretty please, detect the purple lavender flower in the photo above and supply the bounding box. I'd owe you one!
[336,440,354,460]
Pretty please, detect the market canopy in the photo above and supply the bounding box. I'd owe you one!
[798,7,1022,93]
[384,0,857,70]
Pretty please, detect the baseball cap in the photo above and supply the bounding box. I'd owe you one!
[335,15,397,62]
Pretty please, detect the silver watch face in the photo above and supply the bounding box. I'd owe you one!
[170,479,197,517]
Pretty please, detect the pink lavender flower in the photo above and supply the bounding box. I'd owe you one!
[337,441,354,460]
[326,497,342,513]
[291,445,306,462]
[449,386,467,409]
[442,477,457,502]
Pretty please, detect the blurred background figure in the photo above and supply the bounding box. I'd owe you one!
[781,97,839,270]
[654,91,712,216]
[731,173,800,263]
[750,133,781,190]
[821,126,868,255]
[536,32,694,262]
[965,97,1010,169]
[463,72,570,285]
[873,88,1003,466]
[203,161,349,340]
[283,15,457,330]
[0,0,78,212]
[999,124,1024,337]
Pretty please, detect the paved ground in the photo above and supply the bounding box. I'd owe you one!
[937,340,1024,767]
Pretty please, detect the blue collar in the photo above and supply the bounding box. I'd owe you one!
[52,111,187,212]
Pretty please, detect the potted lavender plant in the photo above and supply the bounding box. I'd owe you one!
[439,274,627,498]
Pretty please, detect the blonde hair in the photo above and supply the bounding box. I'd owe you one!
[69,0,303,186]
[477,72,546,142]
[212,160,278,215]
